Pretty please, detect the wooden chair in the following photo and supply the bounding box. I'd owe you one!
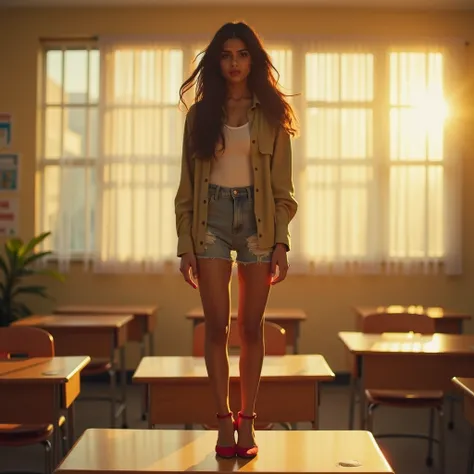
[361,312,445,472]
[192,320,290,430]
[0,326,67,474]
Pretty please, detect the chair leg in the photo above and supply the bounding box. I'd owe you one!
[366,403,376,432]
[41,439,52,474]
[448,395,455,430]
[426,408,435,467]
[437,407,445,474]
[467,427,474,474]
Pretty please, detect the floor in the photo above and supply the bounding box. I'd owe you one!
[0,382,471,474]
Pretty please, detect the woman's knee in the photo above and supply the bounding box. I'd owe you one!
[238,318,263,344]
[205,320,230,345]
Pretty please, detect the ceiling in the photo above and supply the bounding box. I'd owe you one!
[1,0,473,9]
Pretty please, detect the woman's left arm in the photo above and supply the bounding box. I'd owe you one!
[271,126,298,252]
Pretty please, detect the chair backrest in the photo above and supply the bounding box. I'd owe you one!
[0,326,55,358]
[192,320,286,357]
[362,312,435,335]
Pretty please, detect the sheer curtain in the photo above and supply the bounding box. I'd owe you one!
[93,40,185,272]
[287,39,463,275]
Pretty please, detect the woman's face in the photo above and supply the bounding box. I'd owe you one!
[220,38,251,84]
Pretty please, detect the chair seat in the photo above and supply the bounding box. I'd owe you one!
[366,389,444,407]
[0,415,66,447]
[83,360,112,375]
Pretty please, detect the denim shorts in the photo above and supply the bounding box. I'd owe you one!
[196,183,273,264]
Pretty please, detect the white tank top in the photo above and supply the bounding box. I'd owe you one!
[209,122,253,187]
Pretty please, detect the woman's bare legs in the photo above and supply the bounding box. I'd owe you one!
[236,262,272,448]
[197,257,234,447]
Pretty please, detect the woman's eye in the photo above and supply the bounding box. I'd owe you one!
[240,51,249,57]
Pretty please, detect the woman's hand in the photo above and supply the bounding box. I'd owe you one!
[270,243,289,285]
[180,253,198,289]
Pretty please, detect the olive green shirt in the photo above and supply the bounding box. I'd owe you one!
[174,96,298,257]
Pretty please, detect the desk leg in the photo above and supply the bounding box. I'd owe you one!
[51,385,62,472]
[141,331,148,420]
[293,322,299,354]
[109,348,117,428]
[359,363,366,429]
[348,373,358,430]
[67,403,75,450]
[311,382,319,430]
[467,427,474,474]
[120,345,128,428]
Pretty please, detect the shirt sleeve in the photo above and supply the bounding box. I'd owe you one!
[271,126,298,251]
[174,108,195,257]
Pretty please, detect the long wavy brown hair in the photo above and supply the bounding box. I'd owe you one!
[179,21,298,160]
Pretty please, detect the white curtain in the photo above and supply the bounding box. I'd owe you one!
[281,40,464,275]
[93,40,185,272]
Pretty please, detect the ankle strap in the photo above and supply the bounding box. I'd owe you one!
[216,411,233,419]
[238,411,257,420]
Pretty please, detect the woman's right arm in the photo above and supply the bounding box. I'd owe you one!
[175,107,196,257]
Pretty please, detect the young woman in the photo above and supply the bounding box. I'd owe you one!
[175,21,298,458]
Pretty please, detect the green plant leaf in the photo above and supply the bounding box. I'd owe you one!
[19,232,51,257]
[36,269,66,283]
[0,255,9,277]
[12,285,50,299]
[23,250,53,266]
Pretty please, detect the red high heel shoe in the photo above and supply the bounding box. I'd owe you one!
[235,411,258,458]
[215,412,236,458]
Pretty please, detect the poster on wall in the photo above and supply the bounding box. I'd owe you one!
[0,153,19,191]
[0,113,12,149]
[0,198,18,237]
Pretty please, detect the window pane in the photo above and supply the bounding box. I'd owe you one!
[305,165,372,258]
[306,52,373,102]
[63,107,87,157]
[45,107,62,158]
[43,166,95,253]
[306,108,372,159]
[64,50,89,104]
[268,48,293,93]
[389,165,443,258]
[46,50,63,104]
[112,49,183,104]
[89,50,100,103]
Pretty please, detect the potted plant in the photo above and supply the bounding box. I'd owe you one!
[0,231,65,327]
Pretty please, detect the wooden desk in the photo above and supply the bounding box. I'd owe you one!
[12,314,132,428]
[353,305,472,334]
[452,377,474,473]
[54,428,394,474]
[339,331,474,424]
[54,305,158,354]
[0,356,90,468]
[186,307,307,354]
[133,354,334,429]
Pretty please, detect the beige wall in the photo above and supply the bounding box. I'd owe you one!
[1,6,473,371]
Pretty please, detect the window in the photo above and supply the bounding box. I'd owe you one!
[38,39,461,274]
[39,45,98,264]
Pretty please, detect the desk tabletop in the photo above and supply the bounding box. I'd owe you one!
[12,314,134,329]
[55,429,393,474]
[133,355,334,383]
[0,356,90,383]
[339,331,474,355]
[55,305,157,317]
[354,305,471,320]
[452,377,474,398]
[186,307,307,321]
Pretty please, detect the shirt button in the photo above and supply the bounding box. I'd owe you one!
[256,188,259,192]
[258,218,261,222]
[204,178,208,182]
[252,140,256,144]
[254,167,258,171]
[203,199,207,204]
[200,241,203,245]
[201,221,205,225]
[259,233,262,237]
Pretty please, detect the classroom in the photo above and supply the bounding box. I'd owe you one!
[0,1,474,474]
